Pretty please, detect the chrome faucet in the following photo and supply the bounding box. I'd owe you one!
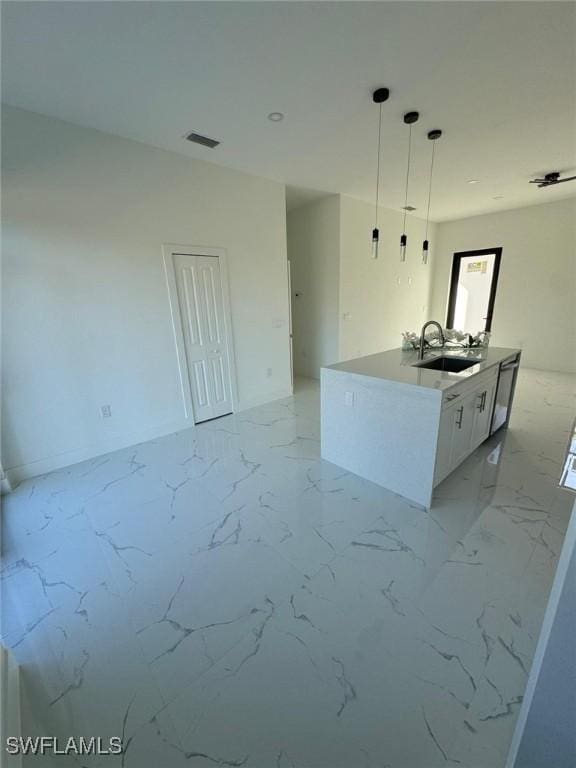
[418,320,445,360]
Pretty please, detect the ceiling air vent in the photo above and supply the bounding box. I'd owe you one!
[185,131,220,149]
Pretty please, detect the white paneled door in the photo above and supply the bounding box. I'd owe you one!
[173,253,233,423]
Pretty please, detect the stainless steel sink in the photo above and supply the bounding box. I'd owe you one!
[415,356,479,373]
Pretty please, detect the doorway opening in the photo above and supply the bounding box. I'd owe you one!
[446,247,502,333]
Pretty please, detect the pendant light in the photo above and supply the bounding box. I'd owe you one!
[422,129,442,265]
[400,111,419,261]
[371,87,390,259]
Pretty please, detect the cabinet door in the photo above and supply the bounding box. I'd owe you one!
[471,379,497,447]
[434,406,456,485]
[450,393,476,467]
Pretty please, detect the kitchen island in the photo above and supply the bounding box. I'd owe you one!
[321,346,521,507]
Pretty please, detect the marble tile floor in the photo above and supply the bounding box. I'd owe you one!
[1,369,575,768]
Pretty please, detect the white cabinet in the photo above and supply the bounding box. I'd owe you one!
[434,392,475,484]
[435,406,456,484]
[471,377,497,446]
[434,367,499,486]
[451,394,476,466]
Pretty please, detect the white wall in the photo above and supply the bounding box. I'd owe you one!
[507,500,576,768]
[0,646,22,768]
[430,198,576,372]
[287,194,437,378]
[338,195,435,361]
[287,196,340,378]
[1,106,291,483]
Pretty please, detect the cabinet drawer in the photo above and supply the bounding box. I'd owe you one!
[441,366,499,410]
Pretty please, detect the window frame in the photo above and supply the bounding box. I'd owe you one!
[446,247,502,333]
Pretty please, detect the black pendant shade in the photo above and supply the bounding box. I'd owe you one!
[422,129,442,265]
[400,111,419,261]
[371,87,389,259]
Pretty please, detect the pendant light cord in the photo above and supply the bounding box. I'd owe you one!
[375,102,383,228]
[424,139,436,240]
[402,123,413,232]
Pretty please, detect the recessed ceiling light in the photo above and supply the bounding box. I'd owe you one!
[467,179,480,185]
[267,112,284,122]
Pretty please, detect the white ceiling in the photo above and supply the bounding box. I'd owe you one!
[2,1,576,221]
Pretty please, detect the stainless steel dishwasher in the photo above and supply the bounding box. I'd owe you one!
[491,353,521,434]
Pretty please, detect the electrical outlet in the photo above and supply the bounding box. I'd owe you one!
[101,404,112,418]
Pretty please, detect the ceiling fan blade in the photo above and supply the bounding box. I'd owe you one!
[531,175,576,187]
[539,176,576,187]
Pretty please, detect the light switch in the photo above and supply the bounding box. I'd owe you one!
[344,391,355,407]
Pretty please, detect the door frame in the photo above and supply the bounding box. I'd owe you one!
[446,247,502,332]
[287,259,294,392]
[162,243,239,422]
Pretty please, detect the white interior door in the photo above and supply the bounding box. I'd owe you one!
[173,253,233,423]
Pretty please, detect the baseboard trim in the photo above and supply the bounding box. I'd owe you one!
[1,477,13,496]
[4,415,194,488]
[3,387,294,489]
[0,463,13,495]
[237,387,293,411]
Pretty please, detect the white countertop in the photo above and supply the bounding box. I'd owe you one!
[324,346,521,392]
